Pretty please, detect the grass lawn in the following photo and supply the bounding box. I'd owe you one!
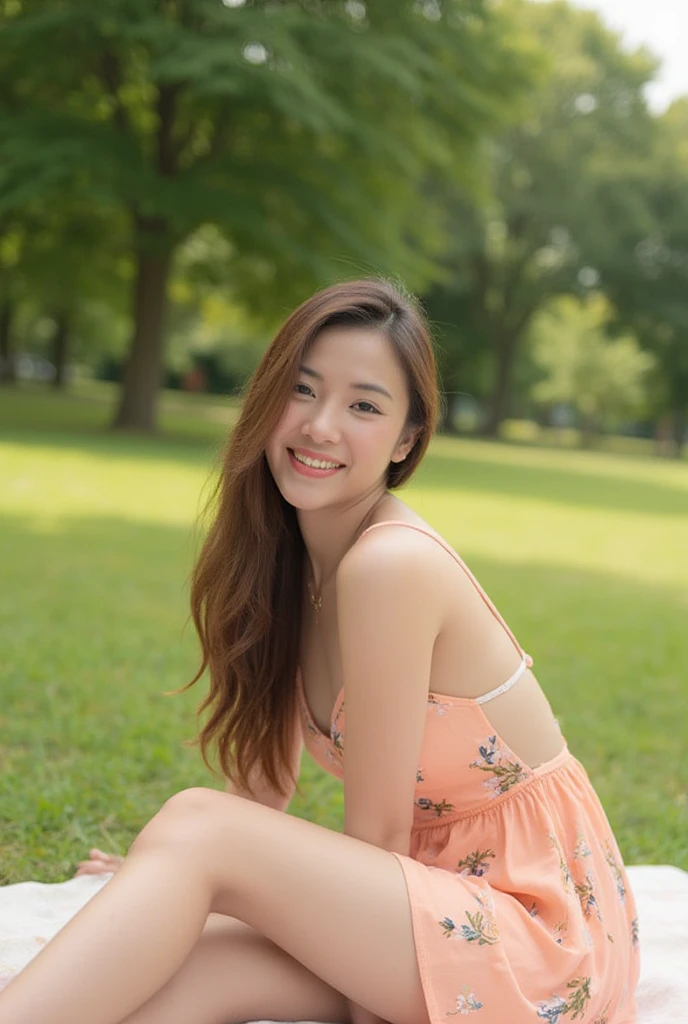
[1,382,687,883]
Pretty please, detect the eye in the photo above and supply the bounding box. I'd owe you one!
[353,401,381,415]
[294,382,314,396]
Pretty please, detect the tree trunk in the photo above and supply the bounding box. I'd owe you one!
[481,327,519,438]
[0,300,16,384]
[579,412,599,449]
[51,312,70,389]
[672,405,686,459]
[113,230,174,432]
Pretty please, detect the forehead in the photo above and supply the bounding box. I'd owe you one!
[304,326,408,392]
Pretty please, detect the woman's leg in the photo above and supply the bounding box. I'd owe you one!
[120,913,350,1024]
[0,789,429,1024]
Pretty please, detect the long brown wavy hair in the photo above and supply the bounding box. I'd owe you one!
[186,277,440,798]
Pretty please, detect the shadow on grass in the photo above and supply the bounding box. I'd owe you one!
[1,511,686,880]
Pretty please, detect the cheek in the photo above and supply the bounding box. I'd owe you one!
[349,421,402,462]
[267,404,297,449]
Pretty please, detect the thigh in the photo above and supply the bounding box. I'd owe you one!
[122,912,351,1024]
[147,791,430,1024]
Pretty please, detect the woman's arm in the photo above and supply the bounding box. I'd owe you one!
[336,527,444,852]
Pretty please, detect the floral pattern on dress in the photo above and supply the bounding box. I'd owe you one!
[631,917,639,949]
[416,768,425,783]
[604,843,627,905]
[469,736,530,796]
[592,1000,612,1024]
[417,797,455,817]
[439,890,499,946]
[303,715,320,739]
[548,833,575,896]
[574,871,602,921]
[439,916,459,939]
[573,833,592,858]
[324,746,341,768]
[461,888,499,945]
[446,987,484,1015]
[536,976,591,1022]
[456,848,496,878]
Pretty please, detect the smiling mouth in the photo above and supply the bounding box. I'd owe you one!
[288,449,345,470]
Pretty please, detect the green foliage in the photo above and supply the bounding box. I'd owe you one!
[422,0,659,433]
[1,387,687,880]
[0,0,535,426]
[0,0,531,300]
[598,97,688,448]
[529,294,655,437]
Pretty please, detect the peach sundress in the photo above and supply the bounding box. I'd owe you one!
[296,521,640,1024]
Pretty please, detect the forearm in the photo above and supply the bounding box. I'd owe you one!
[347,999,389,1024]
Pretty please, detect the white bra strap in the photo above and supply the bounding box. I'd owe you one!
[475,654,530,705]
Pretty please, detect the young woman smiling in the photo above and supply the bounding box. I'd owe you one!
[0,279,639,1024]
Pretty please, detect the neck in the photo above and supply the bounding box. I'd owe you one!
[298,489,395,592]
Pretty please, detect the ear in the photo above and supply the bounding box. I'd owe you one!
[390,427,420,464]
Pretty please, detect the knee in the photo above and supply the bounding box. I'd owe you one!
[131,787,228,856]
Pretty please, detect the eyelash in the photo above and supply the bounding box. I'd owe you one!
[294,382,381,415]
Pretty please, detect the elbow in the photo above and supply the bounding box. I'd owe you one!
[345,826,410,859]
[383,832,411,858]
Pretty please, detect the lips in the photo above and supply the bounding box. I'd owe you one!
[288,448,345,468]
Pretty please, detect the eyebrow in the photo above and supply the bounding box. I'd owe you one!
[299,364,394,401]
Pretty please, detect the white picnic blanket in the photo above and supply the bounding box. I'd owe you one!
[1,864,687,1022]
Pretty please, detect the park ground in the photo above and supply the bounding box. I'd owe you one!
[0,382,686,882]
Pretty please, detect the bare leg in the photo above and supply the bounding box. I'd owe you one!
[121,914,350,1024]
[0,789,428,1024]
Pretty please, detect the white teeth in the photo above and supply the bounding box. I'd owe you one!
[292,450,341,470]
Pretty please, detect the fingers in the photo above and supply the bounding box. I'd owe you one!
[73,849,124,877]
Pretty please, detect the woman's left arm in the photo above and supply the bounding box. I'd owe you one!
[336,527,445,857]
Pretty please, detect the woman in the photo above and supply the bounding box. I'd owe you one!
[0,278,639,1024]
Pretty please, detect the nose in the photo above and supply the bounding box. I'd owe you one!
[301,401,342,446]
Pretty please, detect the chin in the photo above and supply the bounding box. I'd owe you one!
[278,487,337,512]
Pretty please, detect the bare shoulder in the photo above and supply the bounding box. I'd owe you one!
[336,519,452,610]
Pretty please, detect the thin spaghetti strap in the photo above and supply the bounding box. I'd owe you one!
[357,520,533,667]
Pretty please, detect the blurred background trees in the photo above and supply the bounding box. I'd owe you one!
[0,0,686,454]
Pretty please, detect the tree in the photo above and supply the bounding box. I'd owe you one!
[4,198,130,386]
[529,293,655,445]
[421,0,658,436]
[597,98,688,456]
[0,0,531,430]
[0,216,21,383]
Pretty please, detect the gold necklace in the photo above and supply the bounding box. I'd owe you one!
[304,500,387,619]
[307,577,322,616]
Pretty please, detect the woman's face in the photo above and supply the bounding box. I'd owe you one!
[265,326,417,512]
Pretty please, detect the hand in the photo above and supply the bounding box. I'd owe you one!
[74,848,124,877]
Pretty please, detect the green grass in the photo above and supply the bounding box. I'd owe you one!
[1,383,687,882]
